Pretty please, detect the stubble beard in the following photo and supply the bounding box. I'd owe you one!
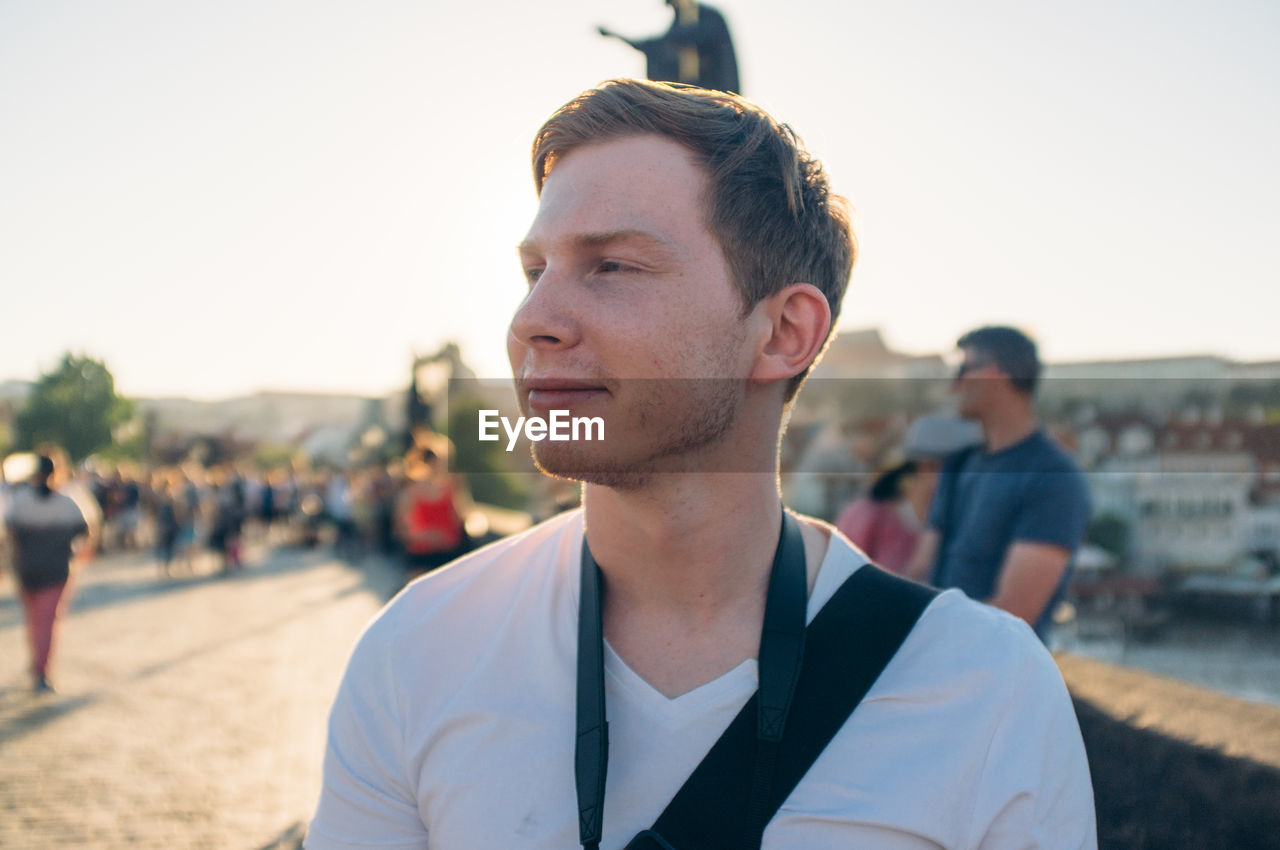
[530,377,744,491]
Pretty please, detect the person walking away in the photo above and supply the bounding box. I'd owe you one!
[326,471,359,559]
[116,467,143,551]
[173,469,200,570]
[2,454,95,693]
[209,471,247,573]
[153,472,182,577]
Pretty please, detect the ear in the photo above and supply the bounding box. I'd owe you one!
[749,283,831,386]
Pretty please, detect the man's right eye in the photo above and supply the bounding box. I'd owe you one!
[523,267,544,286]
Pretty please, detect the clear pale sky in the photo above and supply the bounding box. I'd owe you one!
[2,0,1277,399]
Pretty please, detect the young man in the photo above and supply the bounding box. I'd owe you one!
[308,81,1094,849]
[905,326,1091,642]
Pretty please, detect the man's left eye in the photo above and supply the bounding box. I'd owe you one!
[596,261,632,274]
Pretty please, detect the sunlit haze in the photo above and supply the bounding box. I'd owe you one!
[3,0,1277,399]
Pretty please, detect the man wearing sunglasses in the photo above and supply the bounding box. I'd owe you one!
[906,326,1091,642]
[307,82,1094,849]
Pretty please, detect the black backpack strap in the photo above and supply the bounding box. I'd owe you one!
[576,530,608,850]
[626,565,938,850]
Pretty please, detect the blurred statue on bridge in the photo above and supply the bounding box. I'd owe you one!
[406,342,473,450]
[598,0,740,95]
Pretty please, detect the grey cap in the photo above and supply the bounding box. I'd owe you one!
[902,414,983,460]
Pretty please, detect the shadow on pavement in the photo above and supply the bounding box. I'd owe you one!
[127,556,399,683]
[0,548,403,746]
[0,545,400,631]
[256,820,307,849]
[0,689,97,743]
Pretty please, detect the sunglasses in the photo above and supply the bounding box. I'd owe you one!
[954,360,987,381]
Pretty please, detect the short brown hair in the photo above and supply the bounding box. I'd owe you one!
[532,79,857,398]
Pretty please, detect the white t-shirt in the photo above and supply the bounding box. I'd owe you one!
[308,510,1095,850]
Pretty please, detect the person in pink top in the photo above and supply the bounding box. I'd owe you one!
[836,414,981,573]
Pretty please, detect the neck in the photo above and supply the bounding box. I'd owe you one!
[582,392,790,613]
[574,396,835,697]
[582,473,793,698]
[980,399,1038,453]
[583,474,783,619]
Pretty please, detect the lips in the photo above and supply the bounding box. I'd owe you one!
[520,378,609,413]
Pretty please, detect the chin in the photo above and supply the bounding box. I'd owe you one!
[529,376,747,486]
[530,416,739,488]
[530,444,651,491]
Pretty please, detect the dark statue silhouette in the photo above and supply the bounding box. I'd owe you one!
[598,0,740,95]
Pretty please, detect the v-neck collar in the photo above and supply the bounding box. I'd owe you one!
[592,526,866,729]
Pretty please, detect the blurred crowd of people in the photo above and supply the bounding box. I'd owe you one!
[0,435,477,693]
[57,453,474,579]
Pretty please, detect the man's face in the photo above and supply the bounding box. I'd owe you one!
[509,134,755,486]
[952,347,1002,419]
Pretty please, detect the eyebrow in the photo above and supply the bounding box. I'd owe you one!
[516,229,677,256]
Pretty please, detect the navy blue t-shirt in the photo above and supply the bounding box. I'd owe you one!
[928,429,1090,640]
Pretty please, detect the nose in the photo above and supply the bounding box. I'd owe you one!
[508,270,582,355]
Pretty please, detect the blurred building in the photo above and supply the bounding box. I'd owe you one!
[1085,417,1280,573]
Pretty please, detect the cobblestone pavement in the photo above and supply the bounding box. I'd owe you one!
[0,540,405,849]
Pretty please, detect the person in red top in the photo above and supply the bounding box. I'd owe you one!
[836,414,980,573]
[394,438,473,579]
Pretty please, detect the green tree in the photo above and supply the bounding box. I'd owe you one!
[255,441,300,471]
[0,408,11,458]
[13,353,135,463]
[444,393,532,510]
